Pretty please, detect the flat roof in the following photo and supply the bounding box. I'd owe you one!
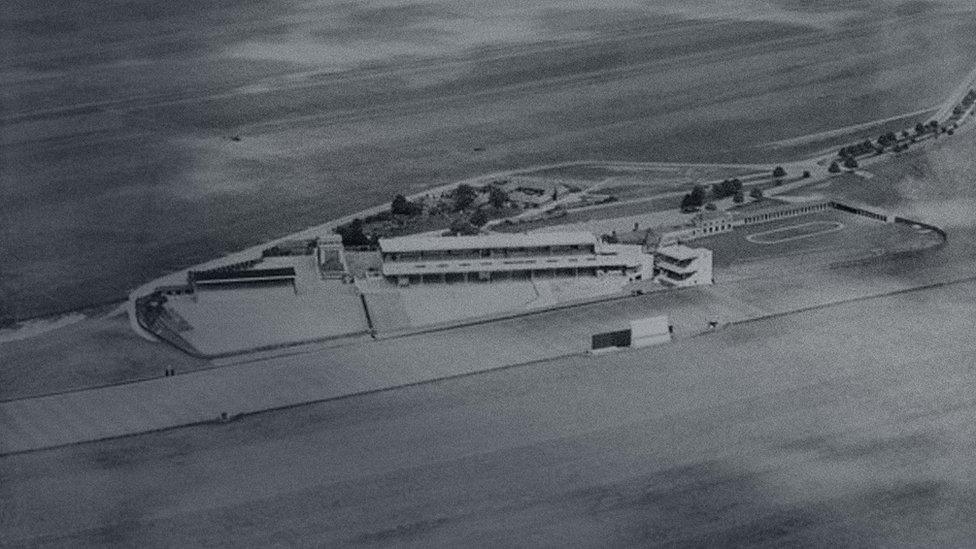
[190,267,296,282]
[379,231,597,253]
[656,244,700,261]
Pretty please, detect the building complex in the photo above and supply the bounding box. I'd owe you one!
[377,232,655,285]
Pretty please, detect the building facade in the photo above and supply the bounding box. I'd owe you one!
[654,244,713,287]
[378,232,652,285]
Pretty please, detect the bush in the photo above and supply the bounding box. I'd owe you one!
[470,210,488,226]
[828,161,841,174]
[453,184,478,211]
[749,187,763,199]
[772,166,787,178]
[843,157,859,169]
[488,186,508,209]
[733,191,745,204]
[391,194,422,216]
[335,219,371,247]
[681,184,708,211]
[449,218,479,235]
[711,178,743,199]
[802,170,811,178]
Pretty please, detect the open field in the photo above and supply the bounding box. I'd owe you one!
[2,90,976,543]
[0,313,206,401]
[3,278,976,545]
[3,0,976,320]
[526,163,763,186]
[1,117,972,401]
[496,196,686,234]
[783,131,976,226]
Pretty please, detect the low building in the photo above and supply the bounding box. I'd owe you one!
[659,200,835,245]
[735,200,832,226]
[377,231,652,285]
[654,244,713,287]
[659,211,735,245]
[316,234,349,279]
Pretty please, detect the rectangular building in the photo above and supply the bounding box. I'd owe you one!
[654,244,713,287]
[378,232,650,285]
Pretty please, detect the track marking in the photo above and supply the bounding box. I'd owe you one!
[745,221,845,244]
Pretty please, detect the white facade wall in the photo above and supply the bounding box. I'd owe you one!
[378,233,653,284]
[654,245,713,287]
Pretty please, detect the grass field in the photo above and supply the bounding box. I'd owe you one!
[3,0,976,319]
[2,76,976,544]
[4,278,976,545]
[697,209,940,269]
[0,313,206,401]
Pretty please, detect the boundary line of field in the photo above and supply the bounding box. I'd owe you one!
[745,221,845,244]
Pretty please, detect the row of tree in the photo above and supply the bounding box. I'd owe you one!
[712,178,744,199]
[837,120,941,161]
[390,183,512,219]
[390,194,423,216]
[679,178,764,212]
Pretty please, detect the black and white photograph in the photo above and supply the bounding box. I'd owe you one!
[2,0,976,545]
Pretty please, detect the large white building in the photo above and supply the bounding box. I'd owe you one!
[654,244,713,287]
[378,232,652,285]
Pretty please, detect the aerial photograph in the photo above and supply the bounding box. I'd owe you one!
[2,0,976,545]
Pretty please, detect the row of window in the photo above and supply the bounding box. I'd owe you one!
[388,256,609,270]
[740,204,829,225]
[382,245,596,262]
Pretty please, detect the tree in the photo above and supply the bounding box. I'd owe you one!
[828,161,841,174]
[690,185,707,206]
[470,209,488,226]
[802,170,811,178]
[749,187,763,200]
[680,193,697,212]
[733,190,745,204]
[488,186,508,209]
[711,178,744,200]
[704,202,717,211]
[454,184,477,211]
[335,218,370,247]
[449,218,478,236]
[391,194,420,216]
[915,122,927,135]
[773,166,787,178]
[843,157,859,169]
